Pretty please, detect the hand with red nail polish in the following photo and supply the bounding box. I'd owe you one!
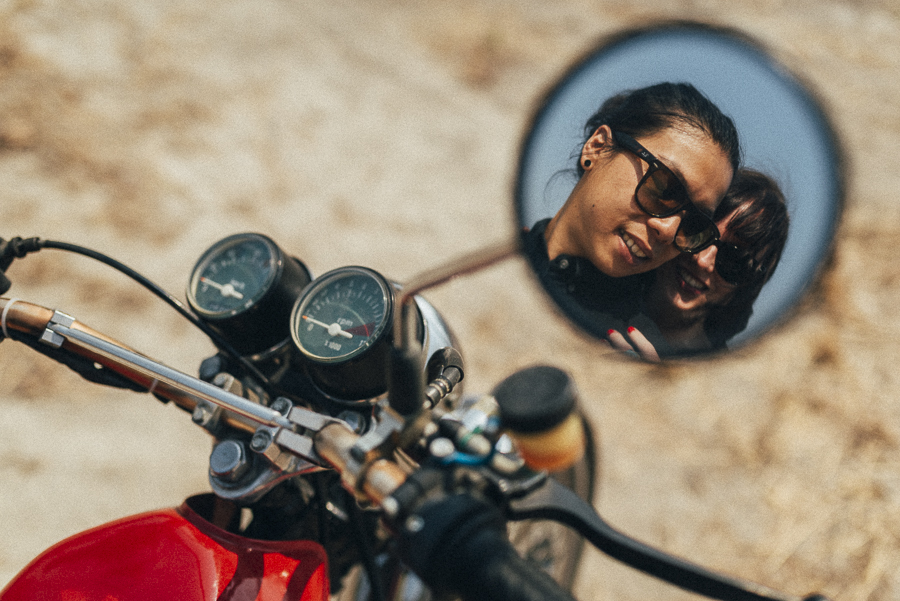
[605,326,660,362]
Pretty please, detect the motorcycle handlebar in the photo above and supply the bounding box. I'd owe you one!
[1,296,831,601]
[0,298,287,434]
[434,520,577,601]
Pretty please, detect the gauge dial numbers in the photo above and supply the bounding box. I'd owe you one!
[290,267,394,400]
[291,267,391,363]
[187,233,312,357]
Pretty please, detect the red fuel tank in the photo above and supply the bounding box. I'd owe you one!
[0,494,329,601]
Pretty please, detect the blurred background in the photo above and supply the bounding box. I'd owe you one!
[0,1,898,599]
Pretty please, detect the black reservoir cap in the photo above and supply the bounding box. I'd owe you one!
[492,365,576,434]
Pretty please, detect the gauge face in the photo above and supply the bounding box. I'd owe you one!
[291,267,392,364]
[188,234,280,319]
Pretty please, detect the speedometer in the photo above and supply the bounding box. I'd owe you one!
[187,233,311,357]
[189,234,279,318]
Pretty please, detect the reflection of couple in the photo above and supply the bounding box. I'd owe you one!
[523,82,787,359]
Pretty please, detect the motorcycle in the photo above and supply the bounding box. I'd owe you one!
[0,233,827,601]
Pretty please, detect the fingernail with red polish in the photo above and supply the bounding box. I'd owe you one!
[627,327,636,333]
[607,329,616,336]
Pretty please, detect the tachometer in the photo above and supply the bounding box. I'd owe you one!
[290,266,395,399]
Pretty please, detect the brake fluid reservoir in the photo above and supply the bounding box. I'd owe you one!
[492,365,586,472]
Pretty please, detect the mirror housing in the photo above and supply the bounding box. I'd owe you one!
[515,21,844,359]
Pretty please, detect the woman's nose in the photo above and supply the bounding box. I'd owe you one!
[647,215,681,246]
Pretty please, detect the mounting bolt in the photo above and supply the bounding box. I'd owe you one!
[209,440,250,483]
[192,404,211,426]
[429,437,456,459]
[381,496,400,518]
[270,397,292,415]
[336,410,365,433]
[249,429,273,453]
[405,515,425,533]
[490,452,525,475]
[198,355,226,382]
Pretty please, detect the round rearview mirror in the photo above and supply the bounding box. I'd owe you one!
[516,21,844,359]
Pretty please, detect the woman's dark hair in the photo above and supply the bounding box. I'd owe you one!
[578,82,741,176]
[704,168,790,346]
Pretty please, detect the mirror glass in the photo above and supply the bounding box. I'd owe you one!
[516,22,844,359]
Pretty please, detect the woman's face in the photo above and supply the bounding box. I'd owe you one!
[563,124,733,277]
[653,212,739,317]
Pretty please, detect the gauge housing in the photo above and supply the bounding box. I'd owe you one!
[290,266,419,400]
[187,233,311,357]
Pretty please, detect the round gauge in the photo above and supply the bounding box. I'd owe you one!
[290,266,396,400]
[189,234,279,318]
[187,233,311,357]
[291,267,392,363]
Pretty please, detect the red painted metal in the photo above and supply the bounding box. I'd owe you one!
[0,494,329,601]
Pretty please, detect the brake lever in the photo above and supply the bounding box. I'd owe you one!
[507,478,827,601]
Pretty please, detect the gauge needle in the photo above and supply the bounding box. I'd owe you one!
[344,323,374,337]
[200,277,244,300]
[302,315,353,339]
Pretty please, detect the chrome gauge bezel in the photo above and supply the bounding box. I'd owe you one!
[187,233,282,320]
[290,266,393,366]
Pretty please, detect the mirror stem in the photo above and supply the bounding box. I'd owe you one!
[388,238,520,417]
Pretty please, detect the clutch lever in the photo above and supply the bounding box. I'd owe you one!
[507,478,827,601]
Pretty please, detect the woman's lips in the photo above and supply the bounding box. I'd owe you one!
[620,230,650,261]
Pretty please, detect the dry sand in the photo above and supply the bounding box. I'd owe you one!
[1,1,899,599]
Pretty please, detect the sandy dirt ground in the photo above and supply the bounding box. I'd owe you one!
[0,1,899,600]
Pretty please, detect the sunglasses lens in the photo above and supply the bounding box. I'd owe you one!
[637,166,688,216]
[715,244,755,285]
[675,211,718,253]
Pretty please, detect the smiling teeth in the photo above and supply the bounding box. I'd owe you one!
[680,267,706,290]
[621,232,648,259]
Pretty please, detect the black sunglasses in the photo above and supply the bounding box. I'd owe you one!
[713,240,761,286]
[611,131,720,254]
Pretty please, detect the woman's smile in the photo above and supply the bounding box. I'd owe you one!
[540,87,738,280]
[619,229,650,260]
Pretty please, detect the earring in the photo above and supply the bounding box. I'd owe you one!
[583,159,592,169]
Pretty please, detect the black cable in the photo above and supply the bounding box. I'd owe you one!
[2,237,274,395]
[314,473,330,548]
[348,499,387,601]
